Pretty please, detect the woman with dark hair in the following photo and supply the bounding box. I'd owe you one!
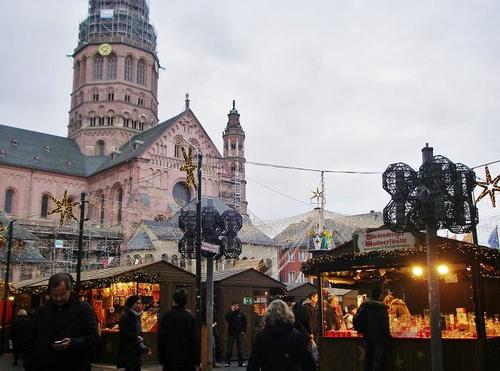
[247,299,316,371]
[9,309,30,365]
[117,295,151,371]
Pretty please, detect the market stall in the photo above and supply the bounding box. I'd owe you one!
[202,268,286,358]
[302,228,500,371]
[11,260,196,363]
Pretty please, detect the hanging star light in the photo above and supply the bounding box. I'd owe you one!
[476,166,500,207]
[180,147,197,189]
[0,224,7,247]
[48,190,79,227]
[311,187,323,203]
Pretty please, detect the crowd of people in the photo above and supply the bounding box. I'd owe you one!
[7,272,406,371]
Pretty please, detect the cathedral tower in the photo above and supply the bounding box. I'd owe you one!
[68,0,160,156]
[222,100,247,215]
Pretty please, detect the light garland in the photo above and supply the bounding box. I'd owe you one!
[0,224,7,247]
[15,269,161,294]
[302,238,500,277]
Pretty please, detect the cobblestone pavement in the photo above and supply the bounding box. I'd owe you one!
[0,353,246,371]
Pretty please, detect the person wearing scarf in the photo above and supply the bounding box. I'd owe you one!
[117,295,150,371]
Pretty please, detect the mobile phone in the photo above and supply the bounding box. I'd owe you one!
[54,340,64,344]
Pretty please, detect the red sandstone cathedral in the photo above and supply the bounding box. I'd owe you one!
[0,0,278,279]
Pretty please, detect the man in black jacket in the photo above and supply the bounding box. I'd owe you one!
[224,301,247,367]
[295,292,319,342]
[23,273,100,371]
[353,287,391,371]
[157,291,200,371]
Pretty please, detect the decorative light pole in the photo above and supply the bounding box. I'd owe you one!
[178,207,242,370]
[382,143,478,371]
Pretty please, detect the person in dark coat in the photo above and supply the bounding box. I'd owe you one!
[117,295,151,371]
[224,301,247,367]
[353,287,391,371]
[247,299,317,371]
[295,292,319,342]
[324,296,344,331]
[9,309,30,366]
[23,273,100,371]
[157,291,200,371]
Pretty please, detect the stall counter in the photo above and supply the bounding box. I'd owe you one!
[319,336,500,371]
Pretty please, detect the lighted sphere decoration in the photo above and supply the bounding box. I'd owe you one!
[221,209,243,236]
[202,206,223,243]
[178,206,243,260]
[382,162,418,198]
[220,236,242,259]
[179,210,197,235]
[178,236,196,259]
[382,152,478,234]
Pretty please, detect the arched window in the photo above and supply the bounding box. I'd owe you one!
[99,194,105,225]
[107,53,117,80]
[180,257,186,269]
[74,61,80,87]
[4,189,14,214]
[161,253,168,261]
[124,56,134,81]
[116,188,123,224]
[137,59,146,85]
[41,194,50,218]
[93,54,103,80]
[96,140,105,155]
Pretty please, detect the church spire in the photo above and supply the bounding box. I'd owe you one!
[185,93,190,111]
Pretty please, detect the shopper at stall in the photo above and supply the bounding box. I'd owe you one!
[389,298,411,318]
[23,273,100,371]
[224,301,248,367]
[117,295,151,371]
[353,287,391,371]
[325,295,344,331]
[157,291,200,371]
[295,292,319,341]
[9,309,30,366]
[247,299,317,371]
[343,305,357,330]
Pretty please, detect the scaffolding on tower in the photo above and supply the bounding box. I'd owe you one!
[77,0,158,53]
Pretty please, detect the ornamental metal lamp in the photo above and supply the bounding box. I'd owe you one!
[382,144,479,371]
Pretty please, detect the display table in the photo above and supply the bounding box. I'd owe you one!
[319,336,500,371]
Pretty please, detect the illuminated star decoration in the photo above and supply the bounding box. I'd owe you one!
[311,187,323,203]
[180,147,197,190]
[0,224,7,247]
[48,190,79,227]
[476,166,500,207]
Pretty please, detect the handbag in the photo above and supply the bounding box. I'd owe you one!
[309,339,319,363]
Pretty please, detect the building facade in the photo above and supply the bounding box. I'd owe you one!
[0,0,249,276]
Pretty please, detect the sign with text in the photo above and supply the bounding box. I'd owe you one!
[201,242,219,255]
[242,297,254,305]
[357,229,415,253]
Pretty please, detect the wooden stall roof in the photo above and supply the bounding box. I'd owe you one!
[12,260,195,291]
[202,268,285,289]
[302,233,500,276]
[286,282,317,294]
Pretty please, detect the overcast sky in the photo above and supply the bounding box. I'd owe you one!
[1,1,499,237]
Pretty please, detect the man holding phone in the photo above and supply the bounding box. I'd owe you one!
[23,273,100,371]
